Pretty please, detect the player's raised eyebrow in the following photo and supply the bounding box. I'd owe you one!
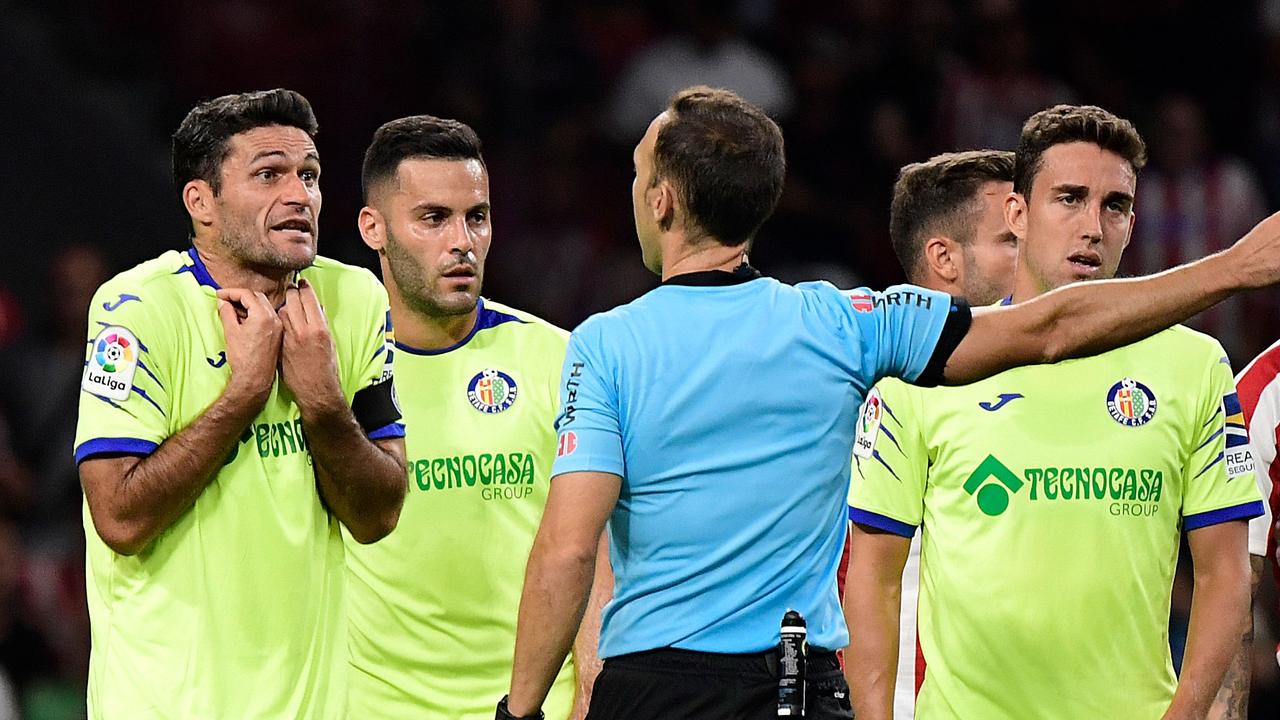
[250,149,321,164]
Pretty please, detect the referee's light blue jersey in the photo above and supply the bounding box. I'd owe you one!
[552,267,967,657]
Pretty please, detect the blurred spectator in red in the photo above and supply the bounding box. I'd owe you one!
[1254,2,1280,210]
[607,0,794,141]
[2,244,108,557]
[0,289,21,349]
[937,0,1074,150]
[1124,94,1276,365]
[0,517,58,720]
[0,245,105,716]
[487,114,654,328]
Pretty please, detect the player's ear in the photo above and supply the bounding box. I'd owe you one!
[1004,191,1028,241]
[652,179,676,231]
[923,236,960,283]
[358,206,386,253]
[183,179,216,229]
[1121,211,1136,252]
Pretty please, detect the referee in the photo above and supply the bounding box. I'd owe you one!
[500,87,1280,720]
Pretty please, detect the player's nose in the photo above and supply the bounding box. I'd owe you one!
[446,216,475,254]
[1080,205,1104,242]
[278,172,311,206]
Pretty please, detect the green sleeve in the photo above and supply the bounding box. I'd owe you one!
[1182,350,1264,529]
[74,280,174,462]
[847,378,928,537]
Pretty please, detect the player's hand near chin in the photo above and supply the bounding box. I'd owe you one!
[216,287,283,413]
[278,279,346,419]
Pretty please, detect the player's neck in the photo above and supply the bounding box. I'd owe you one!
[391,293,479,352]
[192,242,292,307]
[660,234,749,281]
[1009,265,1052,304]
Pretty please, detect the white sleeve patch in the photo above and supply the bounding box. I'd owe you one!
[82,325,140,401]
[853,387,884,459]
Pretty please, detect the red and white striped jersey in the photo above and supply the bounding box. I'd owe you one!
[1235,338,1280,574]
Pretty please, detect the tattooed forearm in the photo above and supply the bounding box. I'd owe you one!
[1207,555,1263,720]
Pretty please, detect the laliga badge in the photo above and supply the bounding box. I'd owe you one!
[83,325,139,401]
[853,388,883,458]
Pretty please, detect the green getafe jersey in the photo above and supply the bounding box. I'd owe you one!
[848,325,1263,720]
[344,298,576,720]
[74,248,398,720]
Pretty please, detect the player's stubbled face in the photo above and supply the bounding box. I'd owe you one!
[214,125,321,272]
[1021,141,1135,291]
[959,180,1018,305]
[382,158,491,317]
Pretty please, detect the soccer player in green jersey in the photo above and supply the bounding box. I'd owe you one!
[74,89,407,719]
[857,149,1018,720]
[845,105,1264,720]
[347,115,597,719]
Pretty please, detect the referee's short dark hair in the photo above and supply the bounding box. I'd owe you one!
[889,150,1015,277]
[1014,104,1146,198]
[361,115,485,203]
[654,86,785,247]
[172,88,318,198]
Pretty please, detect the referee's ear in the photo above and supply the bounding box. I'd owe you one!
[359,205,386,253]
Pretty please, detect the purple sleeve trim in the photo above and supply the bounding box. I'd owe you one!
[1184,501,1265,531]
[368,422,406,440]
[75,437,159,464]
[848,506,916,538]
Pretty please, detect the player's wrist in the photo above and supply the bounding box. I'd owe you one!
[496,695,543,720]
[292,389,350,426]
[218,377,272,418]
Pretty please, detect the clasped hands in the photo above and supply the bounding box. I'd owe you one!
[215,280,344,416]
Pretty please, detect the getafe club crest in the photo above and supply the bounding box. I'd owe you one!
[467,369,518,414]
[1106,378,1157,427]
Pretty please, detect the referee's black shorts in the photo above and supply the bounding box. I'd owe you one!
[585,647,853,719]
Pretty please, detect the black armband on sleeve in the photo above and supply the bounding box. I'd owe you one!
[352,378,401,432]
[914,298,972,388]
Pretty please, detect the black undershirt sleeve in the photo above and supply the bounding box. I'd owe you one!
[913,298,972,388]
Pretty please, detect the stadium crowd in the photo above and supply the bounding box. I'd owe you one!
[1,0,1280,717]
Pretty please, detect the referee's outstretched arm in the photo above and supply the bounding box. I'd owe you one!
[942,208,1280,385]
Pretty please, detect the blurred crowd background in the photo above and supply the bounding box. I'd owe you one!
[2,0,1280,716]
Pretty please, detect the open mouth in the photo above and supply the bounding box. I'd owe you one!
[270,218,314,236]
[1067,251,1102,274]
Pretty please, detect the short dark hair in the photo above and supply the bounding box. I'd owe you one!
[653,86,785,246]
[1013,104,1147,197]
[889,150,1015,277]
[361,115,485,203]
[172,88,318,197]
